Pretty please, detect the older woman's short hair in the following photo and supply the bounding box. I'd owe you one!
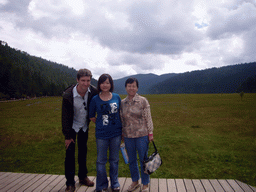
[125,77,139,88]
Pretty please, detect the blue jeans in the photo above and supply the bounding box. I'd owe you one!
[124,136,150,185]
[96,135,121,190]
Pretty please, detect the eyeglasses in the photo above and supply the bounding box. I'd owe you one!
[83,102,87,110]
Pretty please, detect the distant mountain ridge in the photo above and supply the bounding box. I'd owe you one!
[114,62,256,94]
[1,40,255,99]
[114,73,177,94]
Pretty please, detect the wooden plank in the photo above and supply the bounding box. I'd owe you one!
[23,174,51,192]
[1,173,30,191]
[117,177,126,192]
[1,172,256,192]
[150,178,158,192]
[218,180,234,192]
[121,177,131,192]
[32,174,59,191]
[0,173,27,191]
[6,173,38,192]
[167,179,177,192]
[201,179,215,192]
[0,172,12,180]
[16,173,45,192]
[227,179,245,192]
[235,180,254,192]
[192,180,205,192]
[209,179,225,192]
[175,179,186,192]
[85,184,97,192]
[0,172,24,188]
[41,175,65,192]
[159,178,168,192]
[0,172,6,177]
[50,175,65,191]
[183,179,195,192]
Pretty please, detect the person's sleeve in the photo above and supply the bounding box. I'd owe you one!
[120,102,123,122]
[89,97,96,119]
[143,99,154,135]
[62,98,72,140]
[118,95,121,112]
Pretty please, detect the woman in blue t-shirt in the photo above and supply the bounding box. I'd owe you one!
[89,74,122,192]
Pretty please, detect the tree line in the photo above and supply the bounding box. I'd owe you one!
[113,62,256,94]
[149,62,256,94]
[0,41,78,100]
[1,40,255,99]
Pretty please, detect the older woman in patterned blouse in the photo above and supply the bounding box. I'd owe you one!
[120,77,154,192]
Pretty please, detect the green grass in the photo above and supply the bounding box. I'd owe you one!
[0,94,256,187]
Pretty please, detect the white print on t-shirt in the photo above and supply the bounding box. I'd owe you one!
[102,115,109,126]
[102,103,118,126]
[110,103,118,113]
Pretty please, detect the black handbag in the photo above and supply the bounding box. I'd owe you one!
[143,141,162,175]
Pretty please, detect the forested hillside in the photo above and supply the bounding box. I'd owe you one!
[149,62,256,94]
[114,73,177,94]
[0,41,81,99]
[1,40,255,99]
[113,62,256,94]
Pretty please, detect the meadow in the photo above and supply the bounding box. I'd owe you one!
[0,93,255,187]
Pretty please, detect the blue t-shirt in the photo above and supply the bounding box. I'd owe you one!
[89,93,122,139]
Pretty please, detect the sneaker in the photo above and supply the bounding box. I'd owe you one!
[112,187,120,192]
[141,186,149,192]
[127,183,140,191]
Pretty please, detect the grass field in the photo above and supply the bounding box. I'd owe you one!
[0,93,255,187]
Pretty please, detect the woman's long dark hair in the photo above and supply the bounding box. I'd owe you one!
[97,73,114,92]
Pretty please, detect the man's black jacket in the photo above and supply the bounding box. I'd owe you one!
[62,84,98,140]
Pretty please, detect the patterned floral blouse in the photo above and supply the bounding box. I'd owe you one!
[120,93,154,138]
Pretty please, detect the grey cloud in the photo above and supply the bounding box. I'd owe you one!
[242,28,256,62]
[207,2,256,39]
[204,2,256,66]
[1,0,202,56]
[107,52,165,72]
[0,1,80,38]
[185,59,198,66]
[0,0,30,15]
[88,1,202,55]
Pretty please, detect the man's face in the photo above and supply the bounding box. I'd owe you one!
[77,76,91,92]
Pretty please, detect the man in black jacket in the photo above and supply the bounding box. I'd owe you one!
[62,69,98,192]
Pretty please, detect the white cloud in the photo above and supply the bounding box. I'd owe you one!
[0,0,8,5]
[0,0,255,80]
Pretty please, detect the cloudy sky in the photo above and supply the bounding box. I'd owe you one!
[1,0,256,79]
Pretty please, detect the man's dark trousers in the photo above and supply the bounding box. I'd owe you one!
[65,128,88,186]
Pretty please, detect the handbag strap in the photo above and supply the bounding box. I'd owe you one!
[152,141,158,152]
[144,141,158,161]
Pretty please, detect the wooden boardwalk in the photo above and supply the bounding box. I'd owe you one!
[0,172,255,192]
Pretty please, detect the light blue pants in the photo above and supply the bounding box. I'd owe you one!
[96,135,121,190]
[124,136,150,185]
